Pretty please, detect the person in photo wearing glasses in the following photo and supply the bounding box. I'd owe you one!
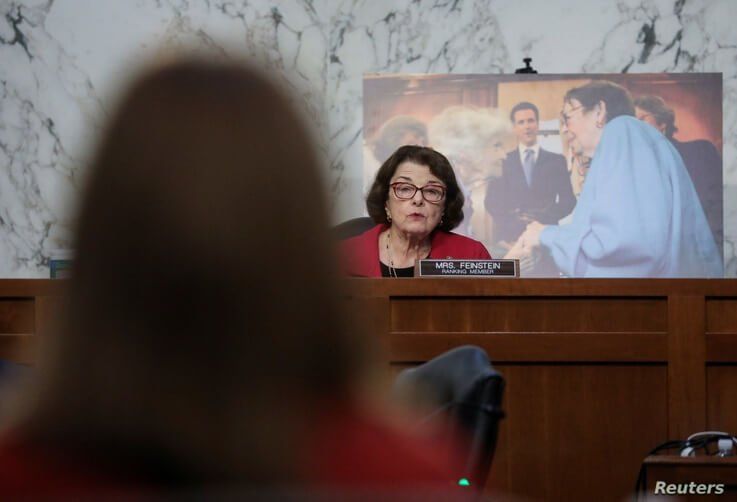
[340,145,491,277]
[509,81,722,278]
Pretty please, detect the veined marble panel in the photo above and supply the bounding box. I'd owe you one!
[0,0,331,277]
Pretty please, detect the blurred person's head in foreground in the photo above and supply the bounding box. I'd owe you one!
[13,58,369,486]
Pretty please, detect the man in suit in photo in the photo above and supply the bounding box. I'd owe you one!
[485,101,576,276]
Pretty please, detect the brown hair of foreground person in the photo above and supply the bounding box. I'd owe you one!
[10,60,370,485]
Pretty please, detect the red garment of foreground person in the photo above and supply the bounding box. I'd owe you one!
[0,404,462,497]
[305,404,462,487]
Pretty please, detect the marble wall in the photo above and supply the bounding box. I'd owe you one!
[1,0,735,277]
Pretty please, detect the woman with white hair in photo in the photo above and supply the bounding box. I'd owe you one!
[428,106,510,243]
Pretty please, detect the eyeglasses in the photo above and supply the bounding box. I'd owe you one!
[390,182,446,203]
[559,105,584,127]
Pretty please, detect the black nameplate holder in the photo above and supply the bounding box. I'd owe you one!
[415,259,519,278]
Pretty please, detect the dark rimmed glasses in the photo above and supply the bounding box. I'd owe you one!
[390,182,446,203]
[559,105,584,127]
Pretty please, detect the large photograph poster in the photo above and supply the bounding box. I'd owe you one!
[363,74,723,278]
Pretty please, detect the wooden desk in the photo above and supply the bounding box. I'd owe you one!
[643,455,737,499]
[1,278,736,501]
[343,278,737,501]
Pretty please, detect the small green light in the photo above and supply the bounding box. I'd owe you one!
[458,478,471,487]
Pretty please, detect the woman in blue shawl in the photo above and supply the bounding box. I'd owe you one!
[512,81,722,278]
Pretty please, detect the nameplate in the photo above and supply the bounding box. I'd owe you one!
[415,259,519,278]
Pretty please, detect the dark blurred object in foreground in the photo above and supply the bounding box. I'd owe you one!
[394,345,505,491]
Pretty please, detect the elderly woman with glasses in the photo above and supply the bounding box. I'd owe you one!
[341,145,491,277]
[508,80,722,277]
